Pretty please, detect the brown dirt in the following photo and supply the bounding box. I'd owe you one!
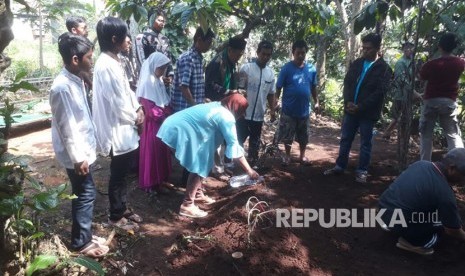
[8,116,465,276]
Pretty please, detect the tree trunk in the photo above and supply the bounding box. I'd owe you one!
[335,0,365,71]
[397,0,425,171]
[316,34,329,93]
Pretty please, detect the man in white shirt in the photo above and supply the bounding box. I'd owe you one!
[236,41,276,165]
[93,17,144,231]
[50,33,108,258]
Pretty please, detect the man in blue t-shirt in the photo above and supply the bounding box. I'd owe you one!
[378,148,465,255]
[275,40,318,166]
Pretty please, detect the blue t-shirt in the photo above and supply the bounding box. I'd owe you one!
[276,61,317,118]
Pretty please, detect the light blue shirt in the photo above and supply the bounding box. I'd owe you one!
[354,60,375,104]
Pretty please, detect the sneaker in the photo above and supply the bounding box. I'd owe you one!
[396,237,434,255]
[179,205,208,218]
[195,194,216,205]
[355,172,368,183]
[323,167,344,176]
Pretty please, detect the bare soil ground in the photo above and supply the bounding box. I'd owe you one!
[8,116,465,276]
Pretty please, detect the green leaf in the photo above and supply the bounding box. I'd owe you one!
[354,16,365,35]
[181,7,195,29]
[0,195,24,216]
[14,71,28,82]
[27,231,45,241]
[8,81,39,93]
[72,256,105,276]
[418,13,434,38]
[26,255,58,276]
[172,2,190,15]
[32,192,59,211]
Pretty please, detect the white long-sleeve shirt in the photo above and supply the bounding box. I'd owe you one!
[239,62,276,121]
[92,52,140,156]
[50,68,97,169]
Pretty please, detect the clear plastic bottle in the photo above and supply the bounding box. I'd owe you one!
[229,174,264,188]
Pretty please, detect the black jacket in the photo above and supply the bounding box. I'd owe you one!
[343,57,392,121]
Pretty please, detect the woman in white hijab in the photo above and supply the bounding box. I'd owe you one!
[136,52,172,193]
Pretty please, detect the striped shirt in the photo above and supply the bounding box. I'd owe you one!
[171,47,205,112]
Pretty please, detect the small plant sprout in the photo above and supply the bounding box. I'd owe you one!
[245,196,275,244]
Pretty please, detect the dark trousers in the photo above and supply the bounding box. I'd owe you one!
[335,114,375,173]
[66,168,96,250]
[237,118,263,160]
[381,208,442,248]
[108,150,135,221]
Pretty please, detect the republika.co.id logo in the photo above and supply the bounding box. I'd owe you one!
[275,208,440,228]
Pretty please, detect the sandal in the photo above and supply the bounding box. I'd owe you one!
[300,157,312,166]
[123,210,143,223]
[179,205,208,218]
[92,235,106,245]
[108,217,140,231]
[79,241,109,258]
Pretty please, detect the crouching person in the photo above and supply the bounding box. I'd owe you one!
[378,148,465,255]
[50,33,108,258]
[157,94,259,218]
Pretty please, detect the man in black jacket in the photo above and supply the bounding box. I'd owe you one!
[324,33,392,183]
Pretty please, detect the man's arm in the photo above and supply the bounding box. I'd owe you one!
[311,84,319,113]
[267,93,276,122]
[180,85,196,106]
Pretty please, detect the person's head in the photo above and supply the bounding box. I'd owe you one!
[442,148,465,183]
[227,37,247,64]
[193,27,215,53]
[149,10,166,32]
[96,17,128,53]
[256,40,273,67]
[292,40,308,65]
[66,16,88,37]
[146,52,170,78]
[401,42,414,59]
[220,93,248,119]
[361,33,382,61]
[121,34,132,55]
[58,32,93,74]
[438,32,458,54]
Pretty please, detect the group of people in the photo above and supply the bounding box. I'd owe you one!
[52,14,465,258]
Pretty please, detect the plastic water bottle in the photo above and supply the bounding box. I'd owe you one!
[229,174,264,188]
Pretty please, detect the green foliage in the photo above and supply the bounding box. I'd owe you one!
[26,255,58,276]
[26,255,105,276]
[320,78,344,120]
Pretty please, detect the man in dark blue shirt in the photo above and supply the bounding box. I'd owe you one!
[379,148,465,255]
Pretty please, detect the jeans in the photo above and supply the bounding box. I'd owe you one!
[237,118,263,160]
[66,168,96,250]
[335,114,375,173]
[419,98,464,161]
[108,150,135,221]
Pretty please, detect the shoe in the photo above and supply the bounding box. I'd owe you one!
[78,241,109,258]
[323,167,344,176]
[108,217,139,232]
[281,156,291,167]
[355,172,368,183]
[179,205,208,218]
[195,194,216,205]
[396,237,434,255]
